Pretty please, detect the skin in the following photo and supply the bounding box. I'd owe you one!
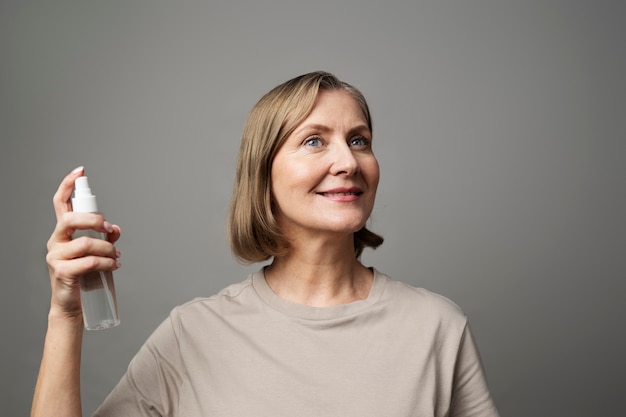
[265,90,380,307]
[31,166,121,417]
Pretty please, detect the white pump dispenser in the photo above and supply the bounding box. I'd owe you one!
[72,176,99,212]
[72,176,120,330]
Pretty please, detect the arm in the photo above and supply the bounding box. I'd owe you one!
[31,167,121,417]
[31,310,84,417]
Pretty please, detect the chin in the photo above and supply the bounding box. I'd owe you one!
[323,219,368,234]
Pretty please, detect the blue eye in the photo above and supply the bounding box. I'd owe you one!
[304,136,322,147]
[349,137,369,147]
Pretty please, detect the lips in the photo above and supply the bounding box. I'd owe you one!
[317,187,363,197]
[318,191,362,197]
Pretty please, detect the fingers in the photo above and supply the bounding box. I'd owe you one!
[53,235,120,262]
[47,237,121,279]
[48,253,121,283]
[49,212,116,246]
[47,250,120,316]
[53,166,84,221]
[47,167,123,279]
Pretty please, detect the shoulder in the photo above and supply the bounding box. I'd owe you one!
[167,275,259,327]
[374,268,467,327]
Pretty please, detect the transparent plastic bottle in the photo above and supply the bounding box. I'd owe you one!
[72,176,120,330]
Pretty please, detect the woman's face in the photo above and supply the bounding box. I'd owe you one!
[270,89,379,242]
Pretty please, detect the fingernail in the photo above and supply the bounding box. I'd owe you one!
[103,221,114,233]
[115,249,121,258]
[71,166,84,175]
[115,261,122,269]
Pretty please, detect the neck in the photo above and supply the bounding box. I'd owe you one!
[265,234,373,307]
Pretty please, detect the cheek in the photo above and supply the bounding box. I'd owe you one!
[271,164,306,205]
[363,157,380,189]
[273,159,323,192]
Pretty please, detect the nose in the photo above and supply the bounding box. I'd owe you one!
[329,141,359,176]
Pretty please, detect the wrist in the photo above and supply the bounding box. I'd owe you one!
[47,308,84,330]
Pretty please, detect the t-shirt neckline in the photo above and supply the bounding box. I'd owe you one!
[251,267,388,321]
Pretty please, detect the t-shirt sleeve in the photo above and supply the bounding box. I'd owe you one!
[92,313,184,417]
[450,323,500,417]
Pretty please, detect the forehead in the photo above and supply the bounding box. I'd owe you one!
[301,89,369,126]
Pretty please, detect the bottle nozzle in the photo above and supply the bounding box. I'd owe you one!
[74,176,93,197]
[72,176,99,213]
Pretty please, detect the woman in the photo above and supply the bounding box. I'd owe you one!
[32,71,499,416]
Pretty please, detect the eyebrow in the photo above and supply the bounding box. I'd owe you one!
[295,123,371,137]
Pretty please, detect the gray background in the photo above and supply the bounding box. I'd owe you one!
[2,1,624,416]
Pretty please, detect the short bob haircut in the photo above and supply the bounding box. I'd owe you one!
[228,71,383,263]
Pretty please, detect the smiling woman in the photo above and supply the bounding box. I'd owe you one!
[270,90,380,249]
[33,71,500,417]
[228,72,384,262]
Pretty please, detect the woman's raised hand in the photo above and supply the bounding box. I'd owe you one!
[45,166,121,318]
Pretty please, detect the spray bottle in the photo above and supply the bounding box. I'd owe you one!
[72,176,120,330]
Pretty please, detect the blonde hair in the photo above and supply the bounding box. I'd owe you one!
[228,71,383,263]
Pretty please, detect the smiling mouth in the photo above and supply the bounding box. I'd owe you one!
[318,191,363,196]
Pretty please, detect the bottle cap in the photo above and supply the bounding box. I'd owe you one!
[72,176,99,213]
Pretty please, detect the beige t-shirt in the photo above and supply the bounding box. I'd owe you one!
[94,269,499,416]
